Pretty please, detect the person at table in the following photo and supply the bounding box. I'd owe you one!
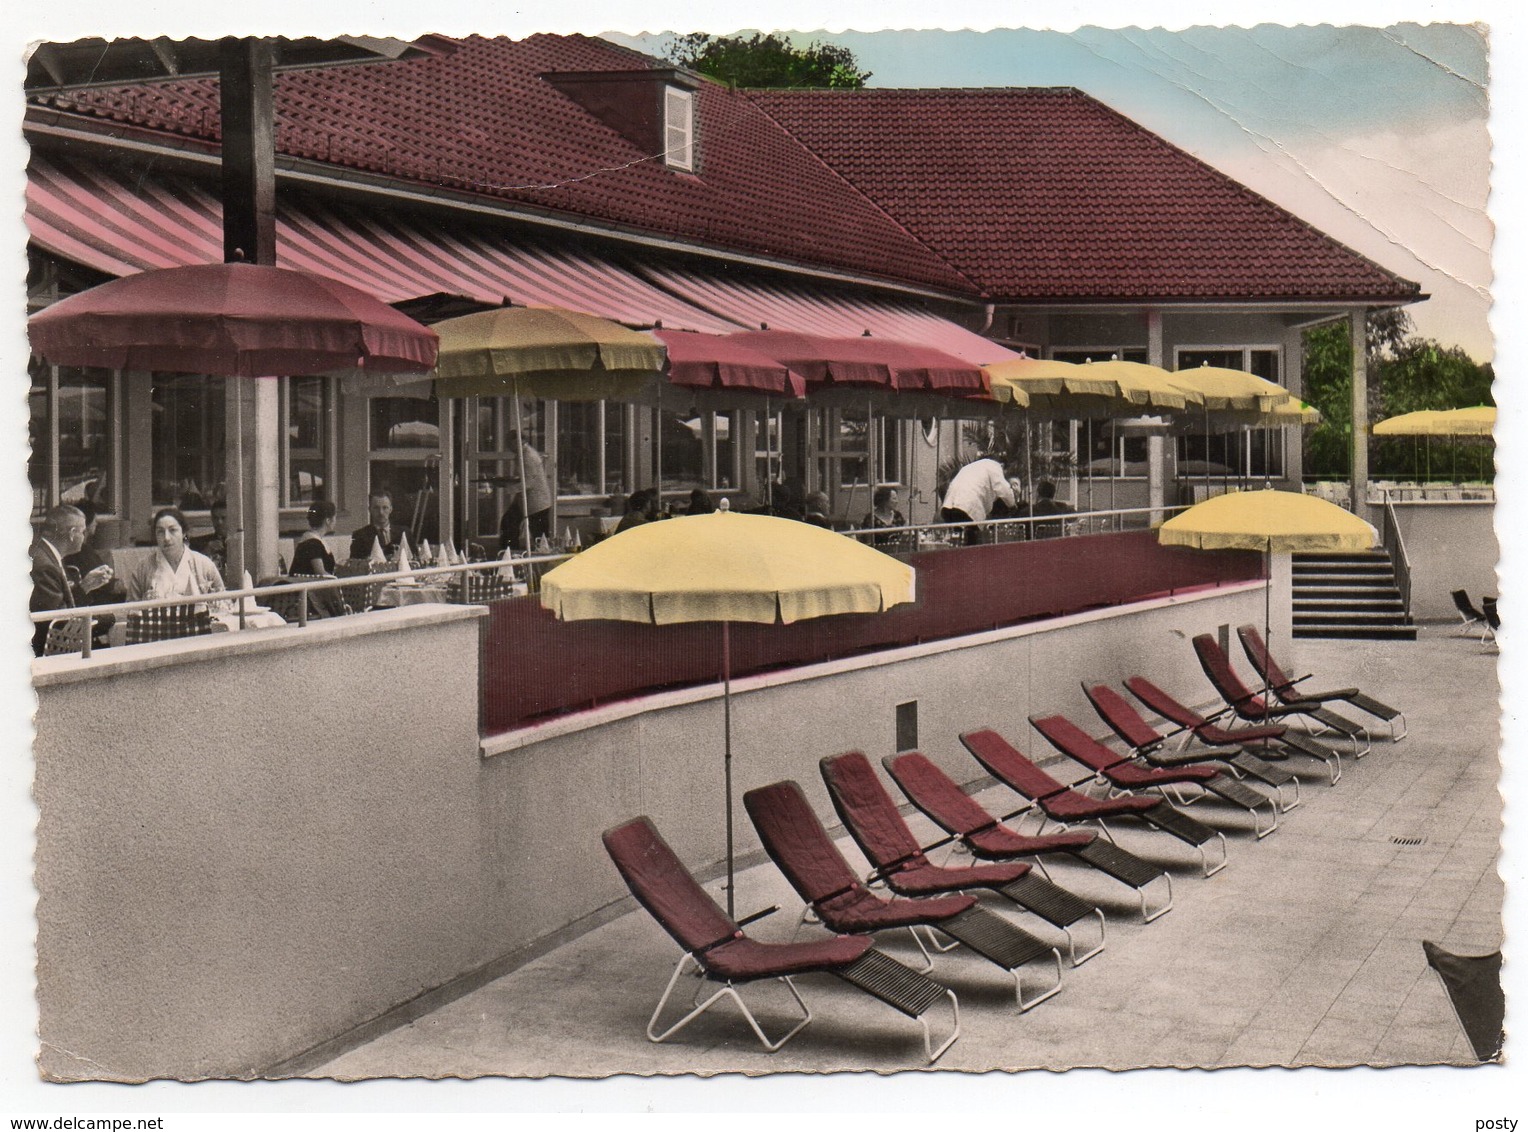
[861,486,907,545]
[803,491,834,528]
[188,498,230,576]
[940,456,1018,546]
[63,500,126,648]
[293,500,349,618]
[30,504,115,655]
[614,488,660,534]
[126,507,227,610]
[349,490,406,561]
[685,488,716,515]
[497,434,552,553]
[1029,479,1074,539]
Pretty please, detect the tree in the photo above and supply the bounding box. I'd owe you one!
[1301,311,1495,481]
[666,32,872,89]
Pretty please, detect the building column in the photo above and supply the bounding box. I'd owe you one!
[220,38,282,582]
[1145,308,1167,521]
[1349,308,1369,514]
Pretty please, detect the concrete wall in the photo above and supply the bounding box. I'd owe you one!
[33,583,1264,1079]
[1389,501,1499,621]
[33,606,488,1081]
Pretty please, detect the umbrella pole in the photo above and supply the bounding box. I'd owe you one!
[723,620,735,920]
[512,385,533,555]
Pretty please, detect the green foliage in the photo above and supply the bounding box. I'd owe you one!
[666,32,872,89]
[1301,311,1495,482]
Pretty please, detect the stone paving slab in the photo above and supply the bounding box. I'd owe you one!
[313,626,1504,1080]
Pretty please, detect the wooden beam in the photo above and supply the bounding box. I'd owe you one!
[218,37,276,267]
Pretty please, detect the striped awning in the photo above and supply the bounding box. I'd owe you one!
[28,153,1017,366]
[26,153,743,334]
[635,263,1023,366]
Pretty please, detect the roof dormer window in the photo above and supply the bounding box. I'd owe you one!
[664,86,694,171]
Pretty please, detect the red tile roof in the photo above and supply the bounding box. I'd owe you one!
[32,34,976,296]
[747,87,1420,304]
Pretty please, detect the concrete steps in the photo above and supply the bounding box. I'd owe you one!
[1292,550,1416,640]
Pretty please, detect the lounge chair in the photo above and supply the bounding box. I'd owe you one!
[1482,597,1500,651]
[1125,674,1342,786]
[818,751,1102,975]
[1237,625,1406,741]
[1030,713,1278,839]
[1084,681,1301,812]
[744,780,1065,1007]
[1192,633,1370,759]
[883,750,1171,925]
[1452,589,1487,637]
[959,728,1228,877]
[602,816,959,1061]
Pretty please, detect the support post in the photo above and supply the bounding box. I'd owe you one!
[1146,309,1167,521]
[1350,309,1369,514]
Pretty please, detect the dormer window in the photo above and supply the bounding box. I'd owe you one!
[542,67,702,176]
[664,86,695,171]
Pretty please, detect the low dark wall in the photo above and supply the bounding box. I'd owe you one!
[481,530,1262,734]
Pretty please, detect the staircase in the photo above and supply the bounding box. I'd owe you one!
[1292,550,1416,640]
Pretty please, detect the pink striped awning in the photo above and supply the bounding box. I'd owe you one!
[637,263,1023,366]
[26,153,742,334]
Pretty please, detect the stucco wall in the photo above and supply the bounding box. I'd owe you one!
[1390,501,1499,621]
[33,584,1264,1079]
[33,606,488,1081]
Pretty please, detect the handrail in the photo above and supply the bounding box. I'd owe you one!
[841,503,1191,546]
[30,554,571,658]
[1378,489,1413,615]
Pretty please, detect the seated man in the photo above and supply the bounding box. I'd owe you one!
[31,504,115,655]
[349,490,407,561]
[188,498,230,576]
[802,491,834,528]
[1029,480,1074,539]
[940,456,1018,545]
[62,500,126,646]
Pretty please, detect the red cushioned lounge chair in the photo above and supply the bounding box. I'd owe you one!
[1237,625,1406,741]
[1125,673,1342,785]
[603,816,959,1061]
[1084,681,1301,813]
[959,728,1228,877]
[1193,633,1370,760]
[818,751,1097,989]
[883,750,1170,926]
[1030,712,1279,840]
[745,780,1065,1006]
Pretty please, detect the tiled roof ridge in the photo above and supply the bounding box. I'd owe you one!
[1070,88,1420,298]
[741,92,986,298]
[752,84,1419,300]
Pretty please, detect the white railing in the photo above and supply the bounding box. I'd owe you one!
[841,504,1190,550]
[31,554,571,659]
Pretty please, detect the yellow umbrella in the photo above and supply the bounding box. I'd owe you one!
[430,305,667,400]
[1078,359,1199,413]
[1160,489,1377,679]
[1373,406,1496,436]
[1159,489,1376,553]
[541,509,916,914]
[1166,366,1292,412]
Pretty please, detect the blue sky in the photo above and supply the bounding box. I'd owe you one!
[609,23,1494,361]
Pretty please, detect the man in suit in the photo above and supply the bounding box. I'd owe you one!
[31,504,114,655]
[188,497,230,575]
[348,490,406,562]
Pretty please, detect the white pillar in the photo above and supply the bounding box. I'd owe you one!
[1350,309,1369,514]
[227,376,281,583]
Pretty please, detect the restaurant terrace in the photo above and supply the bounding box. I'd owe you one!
[21,31,1501,1083]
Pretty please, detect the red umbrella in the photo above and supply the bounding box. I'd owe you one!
[28,262,438,376]
[727,329,983,395]
[28,263,438,594]
[654,328,807,403]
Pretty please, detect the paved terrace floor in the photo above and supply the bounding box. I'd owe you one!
[313,626,1504,1080]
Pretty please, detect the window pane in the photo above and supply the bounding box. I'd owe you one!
[714,413,735,490]
[370,395,439,449]
[1177,349,1242,371]
[287,376,329,504]
[660,409,705,492]
[152,373,224,508]
[1051,347,1147,364]
[28,356,49,518]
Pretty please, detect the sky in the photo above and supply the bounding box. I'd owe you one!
[607,23,1495,362]
[1,0,1523,1123]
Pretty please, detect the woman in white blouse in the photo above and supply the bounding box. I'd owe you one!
[127,507,227,610]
